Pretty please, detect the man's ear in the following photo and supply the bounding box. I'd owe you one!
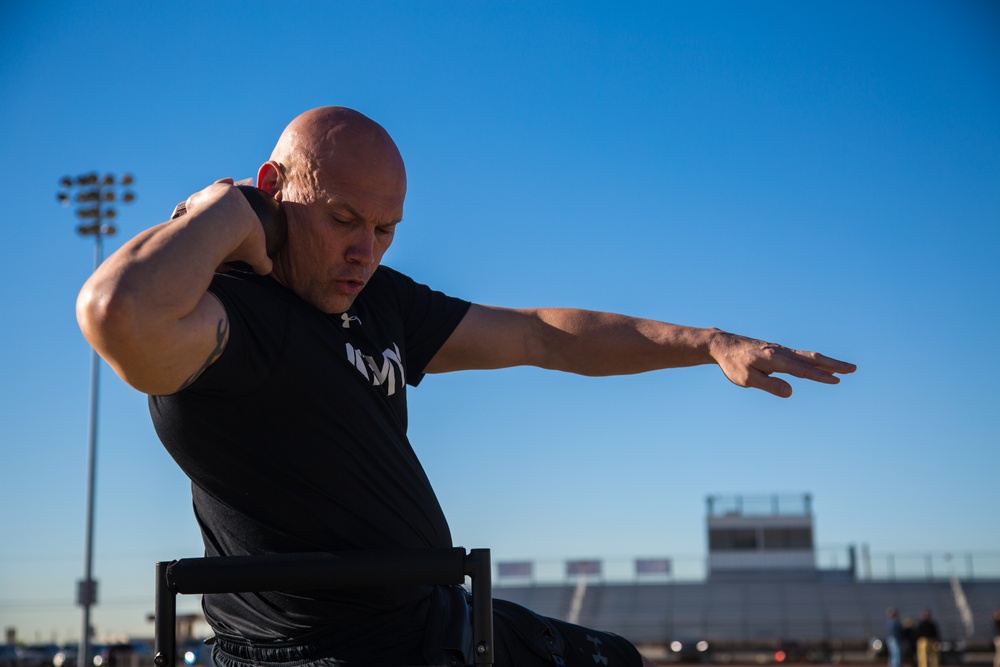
[256,161,284,200]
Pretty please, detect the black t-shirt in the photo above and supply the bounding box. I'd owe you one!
[149,265,470,644]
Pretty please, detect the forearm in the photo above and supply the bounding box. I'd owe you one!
[429,304,719,375]
[86,219,233,320]
[76,183,266,383]
[529,308,719,376]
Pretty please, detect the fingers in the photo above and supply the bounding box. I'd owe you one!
[744,352,835,398]
[747,344,853,381]
[714,333,856,397]
[746,369,794,398]
[790,349,857,374]
[172,179,240,220]
[775,349,856,386]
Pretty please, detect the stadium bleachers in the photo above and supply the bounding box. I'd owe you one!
[494,577,1000,646]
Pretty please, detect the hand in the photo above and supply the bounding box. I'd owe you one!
[170,177,253,219]
[172,179,273,276]
[709,331,856,397]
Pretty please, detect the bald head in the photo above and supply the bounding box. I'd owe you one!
[268,106,406,207]
[257,108,407,313]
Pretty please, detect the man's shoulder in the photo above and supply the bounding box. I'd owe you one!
[208,266,301,329]
[363,265,421,302]
[210,265,294,303]
[371,264,410,285]
[211,263,271,285]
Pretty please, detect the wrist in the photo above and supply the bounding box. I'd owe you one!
[704,327,727,365]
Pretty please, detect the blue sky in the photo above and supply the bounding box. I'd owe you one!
[1,0,998,643]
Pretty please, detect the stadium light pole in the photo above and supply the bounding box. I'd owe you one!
[57,172,135,665]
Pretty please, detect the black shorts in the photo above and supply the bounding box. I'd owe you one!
[492,598,643,667]
[213,591,642,667]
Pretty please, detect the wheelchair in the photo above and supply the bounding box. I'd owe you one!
[153,548,493,667]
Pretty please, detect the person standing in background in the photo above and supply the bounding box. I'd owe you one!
[915,609,940,667]
[902,617,918,667]
[991,608,999,667]
[886,608,904,667]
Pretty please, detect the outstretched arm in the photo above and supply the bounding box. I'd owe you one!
[425,304,855,397]
[76,180,272,395]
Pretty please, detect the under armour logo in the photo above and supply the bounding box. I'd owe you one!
[587,635,608,665]
[341,313,362,328]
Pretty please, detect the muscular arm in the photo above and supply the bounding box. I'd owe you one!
[426,304,856,397]
[76,181,272,395]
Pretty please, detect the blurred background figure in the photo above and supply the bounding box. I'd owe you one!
[902,617,918,667]
[992,608,999,667]
[915,609,940,667]
[886,607,903,667]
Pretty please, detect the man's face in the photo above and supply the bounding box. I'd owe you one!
[271,144,406,314]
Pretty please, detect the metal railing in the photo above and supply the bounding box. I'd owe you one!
[154,548,493,667]
[494,548,1000,585]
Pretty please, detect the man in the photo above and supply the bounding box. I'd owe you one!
[77,107,855,667]
[915,609,940,667]
[992,608,999,667]
[886,608,903,667]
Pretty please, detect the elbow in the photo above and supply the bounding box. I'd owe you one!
[76,277,143,369]
[77,279,113,348]
[76,281,106,348]
[76,281,159,392]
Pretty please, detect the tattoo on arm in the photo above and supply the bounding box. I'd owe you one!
[176,318,229,392]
